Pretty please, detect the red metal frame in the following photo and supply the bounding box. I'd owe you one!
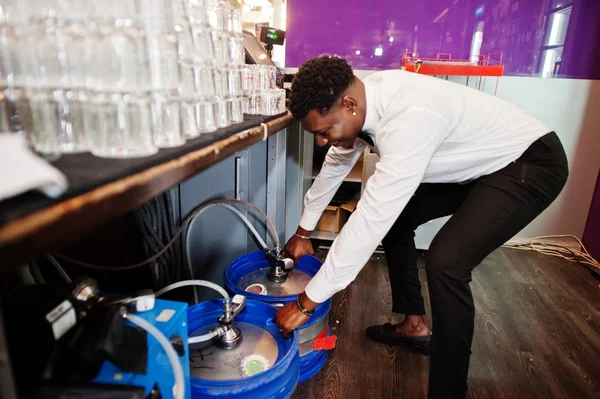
[402,50,504,77]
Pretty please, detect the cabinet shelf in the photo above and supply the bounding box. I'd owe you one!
[312,153,364,183]
[312,230,339,241]
[0,112,294,269]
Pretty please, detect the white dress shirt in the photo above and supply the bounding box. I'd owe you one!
[301,70,550,303]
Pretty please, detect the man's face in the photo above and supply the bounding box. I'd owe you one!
[300,101,362,149]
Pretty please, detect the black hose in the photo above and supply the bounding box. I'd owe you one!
[142,204,167,288]
[57,198,277,272]
[133,193,183,289]
[154,195,173,284]
[169,194,182,281]
[151,198,165,284]
[160,195,177,283]
[138,205,158,287]
[152,201,170,287]
[133,207,160,289]
[163,192,181,281]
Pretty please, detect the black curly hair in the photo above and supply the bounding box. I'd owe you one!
[289,55,355,119]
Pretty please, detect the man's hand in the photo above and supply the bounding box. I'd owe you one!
[283,226,314,265]
[275,292,318,338]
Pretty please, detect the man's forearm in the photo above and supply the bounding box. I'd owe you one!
[301,146,365,230]
[295,226,313,237]
[299,291,319,312]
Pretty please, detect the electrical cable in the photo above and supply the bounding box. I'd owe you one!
[30,261,45,284]
[132,207,159,288]
[153,197,169,284]
[156,195,175,284]
[151,199,170,285]
[55,199,277,272]
[136,197,176,288]
[126,313,184,399]
[139,205,155,283]
[142,203,167,287]
[503,234,600,273]
[164,192,181,282]
[150,199,162,281]
[46,254,71,283]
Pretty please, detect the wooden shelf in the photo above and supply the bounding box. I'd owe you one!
[0,112,294,269]
[312,230,339,241]
[312,153,363,183]
[312,230,382,249]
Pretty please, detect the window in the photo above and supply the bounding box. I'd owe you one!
[540,47,564,78]
[545,7,571,47]
[551,0,569,9]
[538,2,572,78]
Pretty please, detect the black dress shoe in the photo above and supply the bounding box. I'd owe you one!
[365,323,431,354]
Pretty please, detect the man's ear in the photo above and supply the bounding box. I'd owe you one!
[342,95,358,114]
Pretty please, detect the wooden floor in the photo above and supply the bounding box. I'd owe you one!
[292,248,600,399]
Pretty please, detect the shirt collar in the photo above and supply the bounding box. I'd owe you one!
[355,79,378,148]
[361,79,378,135]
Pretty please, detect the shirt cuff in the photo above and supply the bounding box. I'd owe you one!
[304,272,340,303]
[299,211,321,232]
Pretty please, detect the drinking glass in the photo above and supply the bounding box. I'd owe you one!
[230,97,243,123]
[191,64,215,100]
[214,97,230,128]
[268,88,286,115]
[206,0,225,32]
[228,67,242,97]
[0,89,12,132]
[86,93,157,158]
[181,99,200,138]
[212,31,229,67]
[245,92,262,115]
[153,94,185,148]
[228,34,245,65]
[59,89,88,152]
[213,69,229,99]
[191,27,216,65]
[196,99,217,133]
[241,65,255,95]
[28,89,61,160]
[188,0,210,28]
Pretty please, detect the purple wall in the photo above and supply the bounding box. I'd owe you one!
[286,0,600,79]
[583,172,600,261]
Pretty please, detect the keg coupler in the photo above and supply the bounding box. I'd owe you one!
[214,294,247,349]
[265,248,294,283]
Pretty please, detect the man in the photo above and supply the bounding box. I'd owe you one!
[274,55,568,398]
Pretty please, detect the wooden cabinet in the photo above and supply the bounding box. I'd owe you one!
[179,136,278,301]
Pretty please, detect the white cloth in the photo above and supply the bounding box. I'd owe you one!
[302,70,550,303]
[0,134,68,201]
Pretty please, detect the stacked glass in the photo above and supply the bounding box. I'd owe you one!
[85,1,158,158]
[242,64,285,116]
[0,0,246,160]
[201,0,245,128]
[1,0,91,160]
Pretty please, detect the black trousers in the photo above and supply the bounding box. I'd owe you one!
[381,132,569,398]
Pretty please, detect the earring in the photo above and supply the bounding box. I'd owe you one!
[352,111,357,116]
